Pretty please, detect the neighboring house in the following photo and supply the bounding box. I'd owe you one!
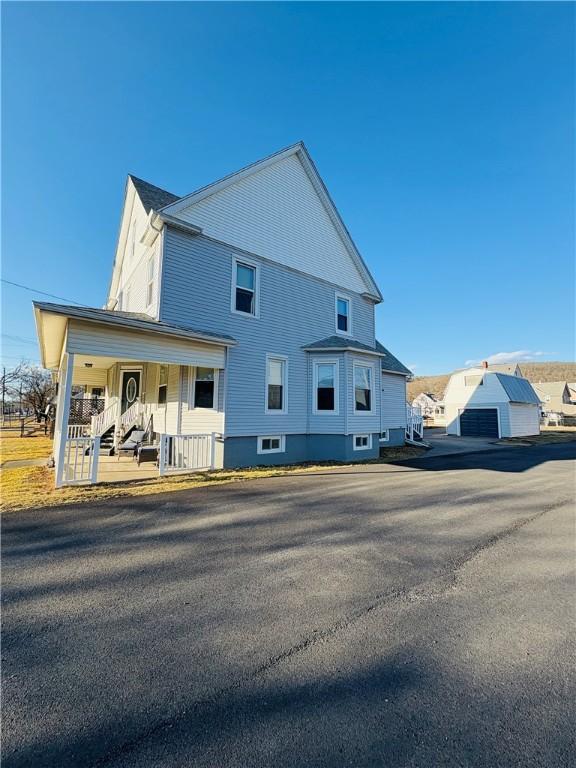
[34,142,413,487]
[532,381,574,414]
[444,362,540,438]
[412,391,444,416]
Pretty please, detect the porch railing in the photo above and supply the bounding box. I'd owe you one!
[91,402,117,437]
[158,433,215,475]
[62,437,100,485]
[67,424,91,439]
[406,404,424,442]
[120,399,143,433]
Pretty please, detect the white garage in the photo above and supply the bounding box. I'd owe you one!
[444,364,541,438]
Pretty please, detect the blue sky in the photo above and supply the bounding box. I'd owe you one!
[2,2,574,375]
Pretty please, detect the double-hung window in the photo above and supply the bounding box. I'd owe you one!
[354,364,373,413]
[146,257,154,307]
[233,258,258,316]
[335,293,351,335]
[266,355,287,413]
[158,365,168,406]
[192,368,216,409]
[314,361,338,414]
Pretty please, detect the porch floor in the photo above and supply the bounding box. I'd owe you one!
[97,455,159,484]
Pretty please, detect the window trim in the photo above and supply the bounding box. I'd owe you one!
[353,360,375,415]
[231,255,260,318]
[379,429,390,442]
[257,435,286,455]
[265,354,288,415]
[312,359,340,416]
[353,434,373,451]
[188,366,219,411]
[146,256,155,308]
[334,292,352,337]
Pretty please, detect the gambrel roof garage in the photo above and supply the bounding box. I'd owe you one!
[443,365,541,438]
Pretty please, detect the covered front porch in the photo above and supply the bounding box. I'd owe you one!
[34,302,235,487]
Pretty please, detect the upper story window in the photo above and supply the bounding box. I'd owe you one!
[158,365,168,406]
[335,293,351,335]
[313,360,338,414]
[146,257,154,307]
[266,355,287,414]
[191,367,216,409]
[232,257,259,317]
[354,363,373,413]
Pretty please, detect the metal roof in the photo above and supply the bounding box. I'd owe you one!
[33,302,237,346]
[129,175,180,214]
[375,341,413,377]
[496,373,541,404]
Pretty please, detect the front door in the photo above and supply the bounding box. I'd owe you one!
[121,370,141,413]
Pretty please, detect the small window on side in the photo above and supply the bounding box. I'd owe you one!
[379,429,390,442]
[234,260,257,316]
[257,435,285,454]
[354,434,372,450]
[266,356,287,413]
[193,368,216,409]
[335,294,351,335]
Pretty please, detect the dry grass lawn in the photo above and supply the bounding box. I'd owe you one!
[498,427,576,446]
[0,440,425,513]
[0,432,53,464]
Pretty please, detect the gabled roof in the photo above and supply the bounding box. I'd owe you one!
[129,175,180,214]
[488,363,522,376]
[159,142,383,301]
[375,341,413,377]
[496,373,540,404]
[532,381,571,397]
[302,336,384,356]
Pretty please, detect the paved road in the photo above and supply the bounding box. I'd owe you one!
[2,444,575,767]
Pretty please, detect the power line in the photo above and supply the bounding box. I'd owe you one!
[1,279,86,306]
[2,334,38,345]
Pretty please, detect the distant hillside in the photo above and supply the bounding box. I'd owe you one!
[407,362,576,402]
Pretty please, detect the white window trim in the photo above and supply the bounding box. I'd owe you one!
[188,366,219,411]
[157,364,169,410]
[231,255,260,318]
[312,358,340,416]
[353,360,375,415]
[257,435,286,454]
[146,256,155,308]
[353,433,373,451]
[334,292,352,337]
[379,429,390,442]
[265,354,288,415]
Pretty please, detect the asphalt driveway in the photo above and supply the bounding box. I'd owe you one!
[2,443,575,767]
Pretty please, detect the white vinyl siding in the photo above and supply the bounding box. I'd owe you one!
[509,403,540,437]
[171,154,368,294]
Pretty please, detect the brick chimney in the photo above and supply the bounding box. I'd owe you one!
[482,360,489,369]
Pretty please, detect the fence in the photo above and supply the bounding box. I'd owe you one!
[158,434,214,475]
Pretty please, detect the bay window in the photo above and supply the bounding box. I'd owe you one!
[314,361,338,414]
[354,364,373,412]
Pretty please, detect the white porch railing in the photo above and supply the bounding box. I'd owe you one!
[67,424,91,439]
[91,402,117,437]
[120,398,143,433]
[62,437,100,485]
[406,404,424,442]
[158,433,215,476]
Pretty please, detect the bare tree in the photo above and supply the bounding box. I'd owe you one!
[17,364,55,420]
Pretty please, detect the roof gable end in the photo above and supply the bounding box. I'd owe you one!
[160,143,382,301]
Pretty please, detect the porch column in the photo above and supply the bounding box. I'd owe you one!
[54,352,74,488]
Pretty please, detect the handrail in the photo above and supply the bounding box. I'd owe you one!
[159,433,215,475]
[91,402,117,437]
[120,398,142,431]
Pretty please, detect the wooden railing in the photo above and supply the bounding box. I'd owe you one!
[91,402,117,437]
[158,433,214,476]
[120,399,142,433]
[62,437,100,484]
[406,404,424,442]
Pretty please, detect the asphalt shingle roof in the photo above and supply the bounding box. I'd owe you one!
[33,302,236,346]
[303,336,381,354]
[496,373,541,404]
[129,175,180,214]
[375,341,413,377]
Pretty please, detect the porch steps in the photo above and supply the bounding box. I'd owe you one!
[93,425,115,456]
